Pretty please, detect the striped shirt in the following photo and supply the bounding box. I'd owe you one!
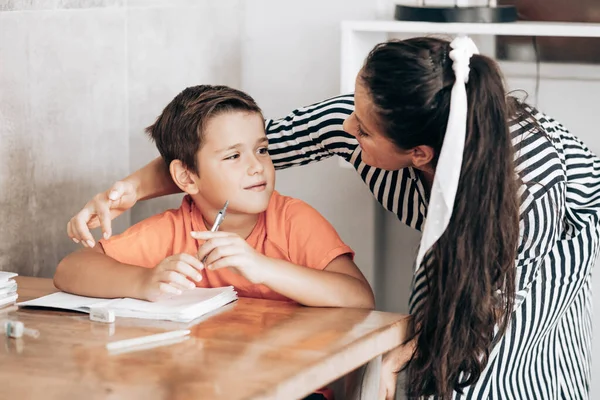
[266,94,598,399]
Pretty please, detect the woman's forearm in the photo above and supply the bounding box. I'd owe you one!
[129,157,181,201]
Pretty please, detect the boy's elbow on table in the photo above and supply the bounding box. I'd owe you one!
[347,284,376,310]
[54,253,74,291]
[362,289,376,310]
[54,247,101,292]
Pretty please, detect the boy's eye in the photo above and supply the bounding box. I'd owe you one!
[224,154,239,160]
[258,147,269,155]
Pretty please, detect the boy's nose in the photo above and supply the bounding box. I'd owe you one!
[247,156,264,174]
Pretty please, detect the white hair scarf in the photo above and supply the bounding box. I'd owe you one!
[414,36,480,271]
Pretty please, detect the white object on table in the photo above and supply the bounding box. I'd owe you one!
[89,307,115,323]
[18,286,237,323]
[106,329,191,351]
[4,320,40,339]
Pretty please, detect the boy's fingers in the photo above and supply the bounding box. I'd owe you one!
[175,254,204,272]
[204,245,238,267]
[173,260,203,282]
[196,238,234,261]
[207,255,242,271]
[169,280,196,291]
[163,270,195,290]
[190,231,232,240]
[158,282,182,296]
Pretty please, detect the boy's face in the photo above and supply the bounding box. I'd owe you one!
[194,111,275,214]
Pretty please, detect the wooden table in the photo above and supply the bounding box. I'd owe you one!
[0,277,409,399]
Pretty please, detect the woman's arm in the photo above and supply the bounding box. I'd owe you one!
[267,94,357,169]
[134,157,181,200]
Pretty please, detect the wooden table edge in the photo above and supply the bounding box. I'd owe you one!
[258,316,409,399]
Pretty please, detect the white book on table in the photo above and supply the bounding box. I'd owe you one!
[0,272,18,307]
[17,286,237,323]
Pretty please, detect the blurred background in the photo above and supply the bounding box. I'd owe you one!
[1,1,599,398]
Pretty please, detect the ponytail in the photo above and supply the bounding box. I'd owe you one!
[405,52,519,399]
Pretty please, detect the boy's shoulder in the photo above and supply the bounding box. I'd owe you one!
[267,191,323,222]
[113,197,191,239]
[140,196,190,224]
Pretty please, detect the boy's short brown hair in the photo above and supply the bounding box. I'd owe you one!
[145,85,263,173]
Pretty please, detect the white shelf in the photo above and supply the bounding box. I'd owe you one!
[342,20,600,38]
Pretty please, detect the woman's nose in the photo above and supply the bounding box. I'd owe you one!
[343,114,357,138]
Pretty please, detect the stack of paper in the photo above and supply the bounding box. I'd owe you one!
[0,272,18,308]
[18,286,237,323]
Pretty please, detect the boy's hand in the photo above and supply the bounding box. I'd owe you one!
[191,231,267,284]
[140,253,204,302]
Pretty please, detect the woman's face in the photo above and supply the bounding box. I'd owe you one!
[343,76,415,171]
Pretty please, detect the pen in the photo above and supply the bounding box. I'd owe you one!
[209,200,229,232]
[202,200,229,263]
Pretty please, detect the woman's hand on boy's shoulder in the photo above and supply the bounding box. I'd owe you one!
[138,253,204,302]
[191,231,267,284]
[67,180,139,247]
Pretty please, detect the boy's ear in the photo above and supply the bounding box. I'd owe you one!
[169,160,200,195]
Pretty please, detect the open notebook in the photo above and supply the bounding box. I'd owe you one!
[18,287,237,323]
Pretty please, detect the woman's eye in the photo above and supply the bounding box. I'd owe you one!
[224,154,239,160]
[357,124,368,137]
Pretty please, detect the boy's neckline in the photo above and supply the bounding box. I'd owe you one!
[188,197,264,241]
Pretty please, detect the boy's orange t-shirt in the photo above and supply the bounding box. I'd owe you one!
[99,190,354,301]
[100,191,353,400]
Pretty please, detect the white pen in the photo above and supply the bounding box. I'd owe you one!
[106,329,191,351]
[202,200,229,264]
[209,200,229,232]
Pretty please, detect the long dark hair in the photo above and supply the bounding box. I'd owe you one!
[361,38,520,398]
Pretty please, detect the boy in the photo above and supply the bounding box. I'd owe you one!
[55,84,374,310]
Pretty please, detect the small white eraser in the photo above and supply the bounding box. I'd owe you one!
[5,320,24,338]
[89,308,115,323]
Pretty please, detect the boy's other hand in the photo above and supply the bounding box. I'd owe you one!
[67,181,138,247]
[191,231,266,284]
[140,253,204,302]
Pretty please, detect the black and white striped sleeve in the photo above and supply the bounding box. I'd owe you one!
[511,114,567,310]
[561,132,600,227]
[265,94,358,170]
